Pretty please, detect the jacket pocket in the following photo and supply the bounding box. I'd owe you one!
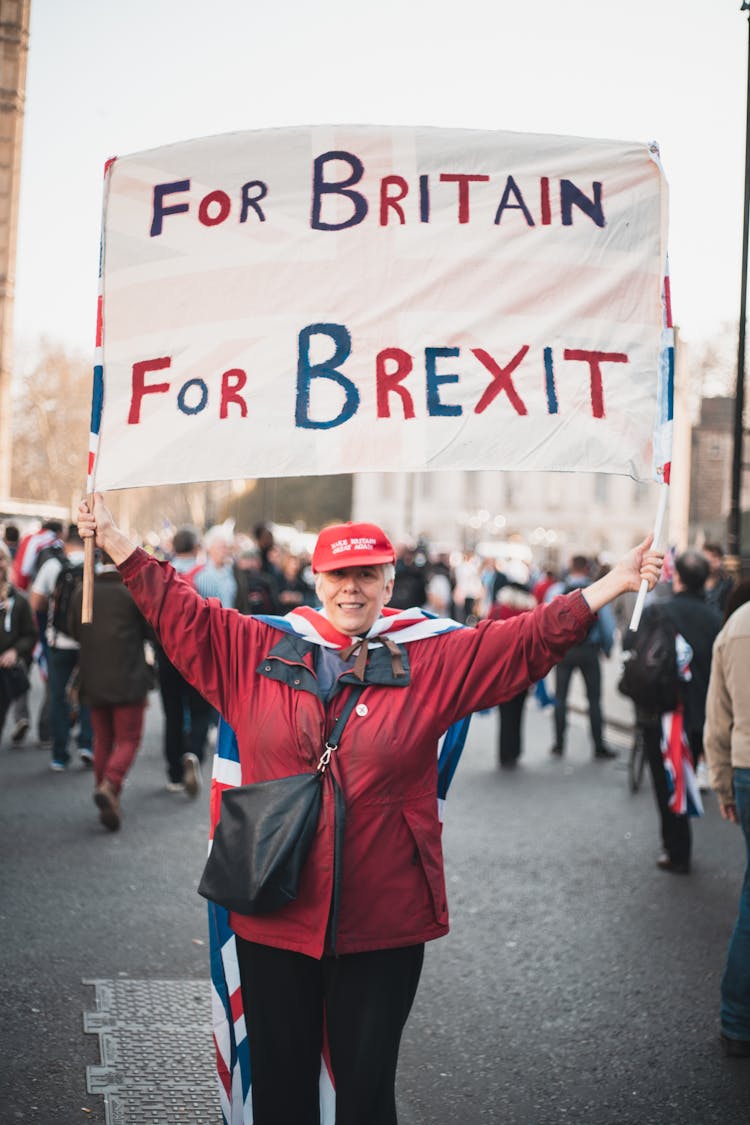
[402,806,448,925]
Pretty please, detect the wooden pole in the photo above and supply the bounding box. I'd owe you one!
[81,493,95,623]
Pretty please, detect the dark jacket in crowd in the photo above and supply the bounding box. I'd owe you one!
[0,585,36,666]
[70,569,153,707]
[661,591,723,733]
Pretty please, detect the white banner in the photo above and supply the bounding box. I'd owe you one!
[93,124,668,490]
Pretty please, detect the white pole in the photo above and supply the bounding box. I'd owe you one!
[628,485,669,632]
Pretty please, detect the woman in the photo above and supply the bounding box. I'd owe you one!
[78,495,662,1125]
[0,541,37,746]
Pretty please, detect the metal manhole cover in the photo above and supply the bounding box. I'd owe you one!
[84,979,221,1124]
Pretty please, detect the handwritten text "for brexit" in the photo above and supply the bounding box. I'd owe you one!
[126,325,627,427]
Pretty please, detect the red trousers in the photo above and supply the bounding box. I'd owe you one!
[90,701,146,793]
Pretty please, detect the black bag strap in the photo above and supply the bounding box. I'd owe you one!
[317,685,365,774]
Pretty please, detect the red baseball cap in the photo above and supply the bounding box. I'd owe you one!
[312,522,395,573]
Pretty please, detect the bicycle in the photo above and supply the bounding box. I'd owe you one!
[628,724,648,793]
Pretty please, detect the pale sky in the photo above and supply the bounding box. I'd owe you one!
[12,0,748,363]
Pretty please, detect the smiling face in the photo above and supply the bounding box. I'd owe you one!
[315,565,394,637]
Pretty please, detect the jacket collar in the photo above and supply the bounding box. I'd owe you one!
[257,631,411,694]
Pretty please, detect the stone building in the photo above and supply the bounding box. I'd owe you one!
[0,0,30,501]
[688,395,743,547]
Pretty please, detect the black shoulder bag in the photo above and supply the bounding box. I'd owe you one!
[198,686,363,916]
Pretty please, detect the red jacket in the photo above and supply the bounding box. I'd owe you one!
[120,548,594,958]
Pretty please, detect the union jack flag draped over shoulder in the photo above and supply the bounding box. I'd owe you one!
[207,605,470,1124]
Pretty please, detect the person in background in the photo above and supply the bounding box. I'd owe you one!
[11,519,63,592]
[235,546,282,615]
[3,523,20,559]
[192,527,239,607]
[29,525,92,770]
[703,543,735,616]
[488,582,537,767]
[532,568,558,605]
[547,555,617,760]
[0,543,36,747]
[704,583,750,1057]
[627,550,722,873]
[70,552,154,831]
[155,527,212,797]
[425,558,453,618]
[390,544,428,611]
[277,551,313,610]
[254,522,284,597]
[426,552,455,619]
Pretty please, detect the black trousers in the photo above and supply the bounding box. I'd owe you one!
[498,688,528,764]
[156,647,213,782]
[553,644,604,753]
[235,938,425,1125]
[641,721,700,864]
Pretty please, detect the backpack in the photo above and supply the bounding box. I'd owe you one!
[617,608,679,714]
[49,560,84,638]
[33,541,65,579]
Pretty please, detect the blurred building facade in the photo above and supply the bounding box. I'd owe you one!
[353,469,659,565]
[354,395,747,567]
[689,394,749,550]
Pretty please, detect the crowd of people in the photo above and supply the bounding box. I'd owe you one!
[0,518,743,795]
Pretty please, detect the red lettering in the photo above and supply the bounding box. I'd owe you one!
[439,173,490,223]
[540,176,551,225]
[128,357,172,424]
[379,175,408,225]
[220,367,248,419]
[563,349,628,419]
[472,346,529,415]
[198,190,231,227]
[376,348,415,418]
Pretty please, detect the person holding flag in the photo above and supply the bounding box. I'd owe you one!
[78,494,663,1125]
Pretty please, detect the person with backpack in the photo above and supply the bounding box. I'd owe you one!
[29,525,92,770]
[69,551,154,831]
[624,550,722,873]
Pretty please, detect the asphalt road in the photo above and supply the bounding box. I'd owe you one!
[1,660,749,1124]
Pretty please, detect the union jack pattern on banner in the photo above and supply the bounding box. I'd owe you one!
[87,159,115,494]
[207,607,469,1124]
[653,268,674,484]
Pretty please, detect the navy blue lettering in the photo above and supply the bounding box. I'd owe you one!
[295,323,359,429]
[150,180,190,237]
[426,347,462,417]
[493,175,535,226]
[544,347,558,414]
[240,180,268,223]
[560,180,605,227]
[311,151,368,231]
[177,378,208,415]
[419,174,430,223]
